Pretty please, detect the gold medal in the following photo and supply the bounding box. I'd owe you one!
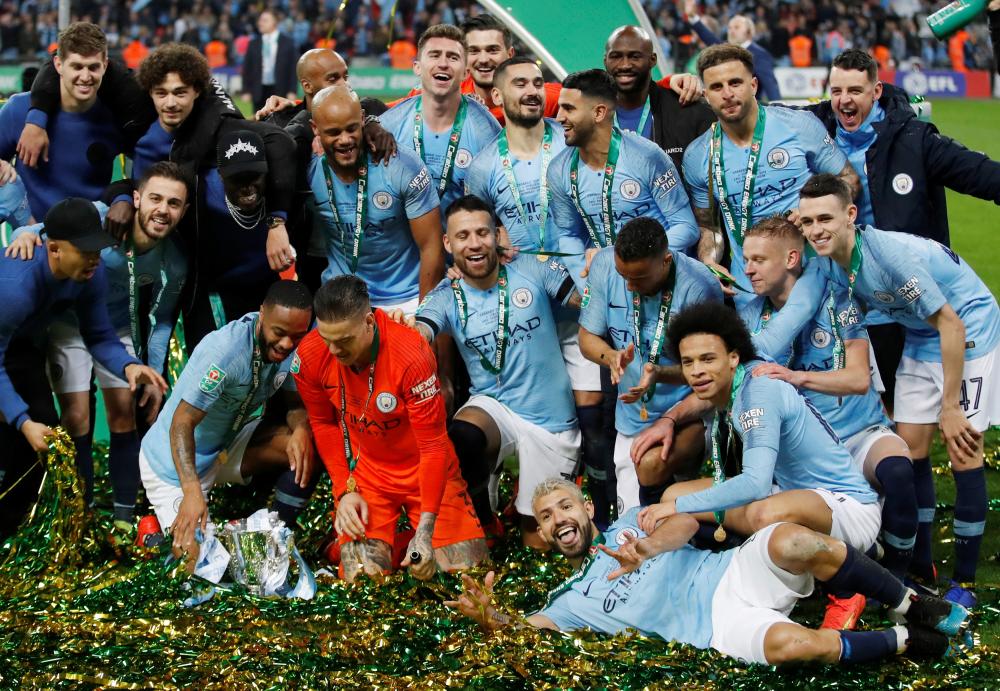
[346,476,357,493]
[713,524,726,542]
[639,403,649,421]
[536,254,549,262]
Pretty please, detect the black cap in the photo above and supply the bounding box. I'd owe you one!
[217,129,268,178]
[44,198,115,252]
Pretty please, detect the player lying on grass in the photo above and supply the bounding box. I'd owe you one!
[447,477,969,665]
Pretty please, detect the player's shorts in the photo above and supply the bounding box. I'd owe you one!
[460,394,581,516]
[807,488,881,551]
[894,344,1000,432]
[710,522,814,664]
[374,296,420,317]
[613,433,641,513]
[843,424,900,471]
[341,471,484,549]
[557,320,601,392]
[138,419,260,529]
[47,321,133,394]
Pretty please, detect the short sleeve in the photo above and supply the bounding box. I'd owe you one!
[798,111,847,174]
[414,280,454,338]
[578,249,613,336]
[517,256,575,305]
[397,151,439,219]
[180,342,243,413]
[682,136,710,208]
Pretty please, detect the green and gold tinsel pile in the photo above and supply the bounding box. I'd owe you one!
[1,431,999,689]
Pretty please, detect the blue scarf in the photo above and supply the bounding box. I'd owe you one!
[835,100,884,226]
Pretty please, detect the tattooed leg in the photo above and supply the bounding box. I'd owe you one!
[341,539,392,582]
[434,538,490,571]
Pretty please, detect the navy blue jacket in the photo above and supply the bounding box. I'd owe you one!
[807,83,1000,247]
[690,20,781,102]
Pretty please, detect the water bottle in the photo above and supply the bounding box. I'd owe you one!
[926,0,988,40]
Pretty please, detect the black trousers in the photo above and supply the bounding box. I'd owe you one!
[253,84,279,113]
[0,338,59,539]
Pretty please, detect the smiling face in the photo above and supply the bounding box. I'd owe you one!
[702,59,757,124]
[444,208,499,280]
[221,171,266,212]
[258,303,313,363]
[150,71,201,132]
[829,66,882,133]
[494,62,545,128]
[311,92,364,169]
[556,87,601,147]
[465,28,513,90]
[678,332,739,407]
[415,36,466,98]
[54,51,107,109]
[798,193,857,260]
[604,30,656,96]
[533,487,596,560]
[133,175,189,242]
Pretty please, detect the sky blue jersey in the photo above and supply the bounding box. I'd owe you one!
[464,119,567,253]
[675,360,877,515]
[820,226,1000,363]
[308,147,439,306]
[683,106,848,294]
[741,281,890,441]
[579,247,723,435]
[539,507,734,650]
[416,256,577,433]
[380,94,501,212]
[547,129,698,287]
[141,313,296,485]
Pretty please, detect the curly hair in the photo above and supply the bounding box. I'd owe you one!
[615,217,668,262]
[137,43,210,93]
[666,301,758,363]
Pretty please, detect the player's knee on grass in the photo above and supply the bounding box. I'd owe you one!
[763,623,842,665]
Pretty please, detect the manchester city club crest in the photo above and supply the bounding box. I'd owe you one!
[456,149,473,168]
[620,180,641,200]
[376,392,397,413]
[811,328,831,349]
[892,173,913,195]
[372,191,393,209]
[616,526,640,545]
[767,147,789,169]
[512,287,533,308]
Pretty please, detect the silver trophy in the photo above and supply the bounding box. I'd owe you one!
[222,515,291,596]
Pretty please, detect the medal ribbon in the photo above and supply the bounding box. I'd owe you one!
[338,324,380,479]
[709,363,746,528]
[613,97,650,135]
[710,106,767,247]
[231,316,264,432]
[322,153,369,273]
[451,265,509,376]
[414,96,468,196]
[630,260,676,405]
[497,122,554,250]
[570,128,622,248]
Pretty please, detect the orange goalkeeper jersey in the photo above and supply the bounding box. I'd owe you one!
[293,309,455,514]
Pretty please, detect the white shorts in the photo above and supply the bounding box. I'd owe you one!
[459,394,580,516]
[374,296,420,317]
[711,523,814,664]
[894,345,1000,432]
[557,320,602,392]
[613,432,640,513]
[138,419,260,529]
[47,321,133,394]
[844,424,899,471]
[808,488,881,551]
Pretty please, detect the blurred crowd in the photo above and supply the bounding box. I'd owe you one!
[0,0,993,72]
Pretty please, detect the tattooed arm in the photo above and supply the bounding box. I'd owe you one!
[169,400,209,565]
